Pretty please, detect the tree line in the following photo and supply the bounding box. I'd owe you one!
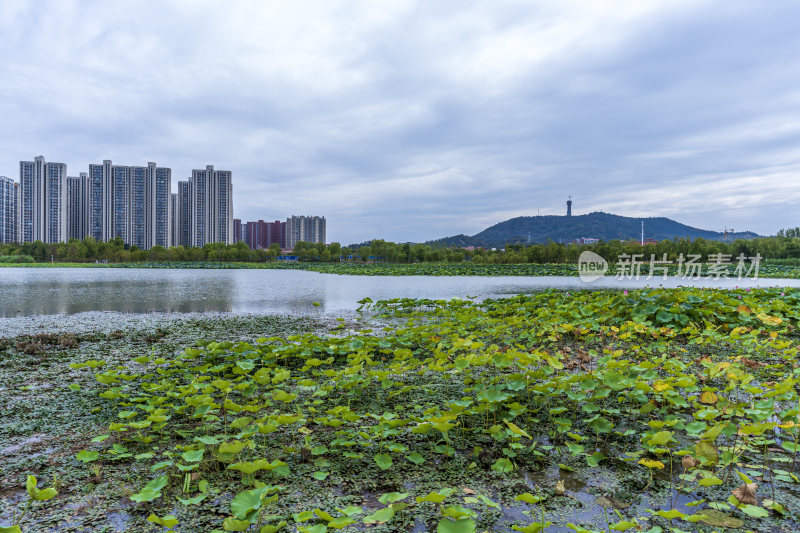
[345,231,800,265]
[0,238,345,263]
[0,230,799,264]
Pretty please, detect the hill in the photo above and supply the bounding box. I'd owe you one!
[428,212,760,248]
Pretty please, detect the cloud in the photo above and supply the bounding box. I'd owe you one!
[0,0,799,243]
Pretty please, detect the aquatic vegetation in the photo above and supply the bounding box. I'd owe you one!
[5,288,800,530]
[0,476,58,532]
[4,259,800,278]
[296,261,800,278]
[47,287,800,530]
[0,314,317,532]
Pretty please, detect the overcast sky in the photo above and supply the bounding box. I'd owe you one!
[1,0,799,243]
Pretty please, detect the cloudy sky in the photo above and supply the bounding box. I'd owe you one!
[1,0,799,243]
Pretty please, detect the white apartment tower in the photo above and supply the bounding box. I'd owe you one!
[170,193,177,248]
[66,173,88,241]
[176,180,190,247]
[44,161,68,244]
[285,215,326,248]
[19,156,67,244]
[8,156,232,249]
[19,158,43,243]
[151,163,172,248]
[87,160,113,242]
[189,165,233,247]
[85,160,172,249]
[0,176,16,244]
[111,165,130,243]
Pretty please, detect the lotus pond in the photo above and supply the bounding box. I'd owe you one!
[3,288,800,532]
[3,262,800,279]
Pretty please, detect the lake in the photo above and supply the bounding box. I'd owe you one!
[1,267,799,318]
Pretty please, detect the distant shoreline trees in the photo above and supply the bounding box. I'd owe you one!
[0,230,799,264]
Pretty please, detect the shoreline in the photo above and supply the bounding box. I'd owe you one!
[0,261,798,279]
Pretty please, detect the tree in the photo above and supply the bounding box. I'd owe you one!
[328,242,342,261]
[148,245,169,261]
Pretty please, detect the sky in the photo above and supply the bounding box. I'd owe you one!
[1,0,799,244]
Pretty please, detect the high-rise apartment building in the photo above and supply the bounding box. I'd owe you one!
[176,180,190,247]
[170,193,178,249]
[85,160,173,249]
[129,165,148,248]
[67,173,88,241]
[189,165,233,247]
[285,215,326,248]
[111,165,130,243]
[152,165,171,248]
[8,155,232,249]
[19,158,43,243]
[0,176,16,244]
[87,160,111,241]
[44,161,68,244]
[233,218,242,243]
[19,156,68,244]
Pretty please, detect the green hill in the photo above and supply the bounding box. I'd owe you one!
[428,212,759,247]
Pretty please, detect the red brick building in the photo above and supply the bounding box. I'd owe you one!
[244,219,286,249]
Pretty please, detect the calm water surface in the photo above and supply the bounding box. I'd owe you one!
[1,267,799,318]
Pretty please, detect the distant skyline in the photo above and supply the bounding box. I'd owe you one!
[2,0,799,243]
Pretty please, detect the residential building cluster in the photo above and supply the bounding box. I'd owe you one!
[0,156,233,249]
[234,215,326,250]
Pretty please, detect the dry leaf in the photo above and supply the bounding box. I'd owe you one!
[554,479,566,496]
[462,487,476,495]
[741,357,762,369]
[732,483,757,505]
[595,495,630,509]
[595,495,614,509]
[681,455,699,470]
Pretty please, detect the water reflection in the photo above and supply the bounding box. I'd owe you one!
[0,267,799,318]
[2,272,235,316]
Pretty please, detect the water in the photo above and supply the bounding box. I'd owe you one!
[0,267,799,318]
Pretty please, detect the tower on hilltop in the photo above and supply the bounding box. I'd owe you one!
[566,196,572,217]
